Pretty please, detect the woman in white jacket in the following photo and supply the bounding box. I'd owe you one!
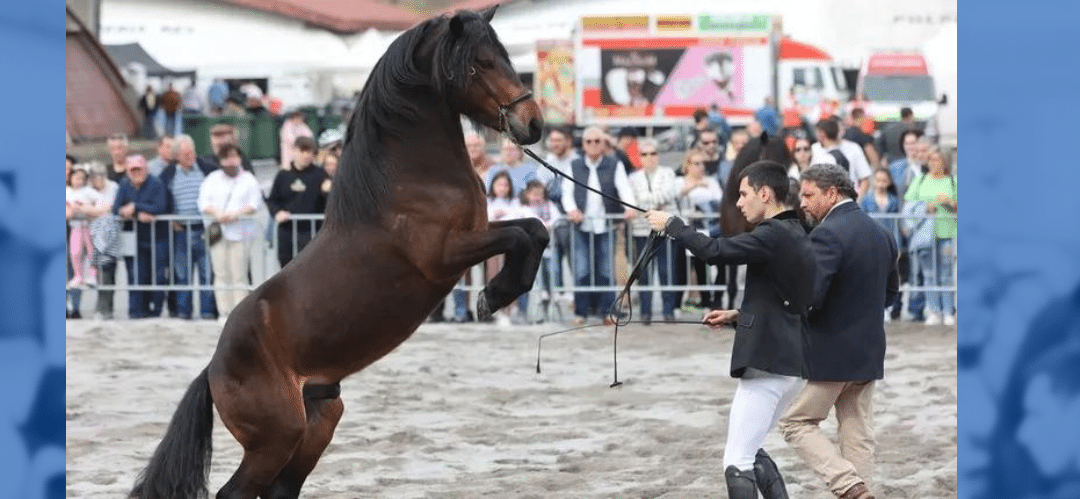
[627,138,680,323]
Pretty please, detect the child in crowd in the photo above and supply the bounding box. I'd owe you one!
[518,180,562,321]
[66,166,99,287]
[486,171,524,325]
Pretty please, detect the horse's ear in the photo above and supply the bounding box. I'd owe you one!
[450,13,464,38]
[480,4,498,23]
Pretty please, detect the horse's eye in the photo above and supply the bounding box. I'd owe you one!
[478,59,496,69]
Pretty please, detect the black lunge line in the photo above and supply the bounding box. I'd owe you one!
[522,148,648,213]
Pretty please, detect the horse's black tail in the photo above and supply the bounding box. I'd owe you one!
[130,367,214,499]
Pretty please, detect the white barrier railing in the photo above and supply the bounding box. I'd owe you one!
[66,211,956,319]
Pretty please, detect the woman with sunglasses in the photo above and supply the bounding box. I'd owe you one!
[676,150,723,310]
[788,137,813,180]
[627,138,679,324]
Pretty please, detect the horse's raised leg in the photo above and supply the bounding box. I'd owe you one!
[437,218,549,320]
[481,218,549,318]
[262,384,345,499]
[441,218,549,320]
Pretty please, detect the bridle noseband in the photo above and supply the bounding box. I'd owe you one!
[467,64,533,138]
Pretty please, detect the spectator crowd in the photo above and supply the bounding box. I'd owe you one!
[68,96,956,327]
[65,121,343,321]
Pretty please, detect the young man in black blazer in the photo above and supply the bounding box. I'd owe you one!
[780,163,900,499]
[646,160,816,499]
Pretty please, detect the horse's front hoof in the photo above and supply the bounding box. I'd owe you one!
[476,292,494,322]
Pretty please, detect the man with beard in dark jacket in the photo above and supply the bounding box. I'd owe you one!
[780,163,899,499]
[647,160,816,499]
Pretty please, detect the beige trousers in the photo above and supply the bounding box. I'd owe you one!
[779,380,876,497]
[209,239,250,316]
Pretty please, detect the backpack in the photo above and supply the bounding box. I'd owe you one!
[828,149,850,172]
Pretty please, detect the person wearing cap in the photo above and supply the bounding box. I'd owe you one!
[317,127,344,166]
[279,110,314,170]
[112,154,168,318]
[200,123,254,173]
[267,136,327,268]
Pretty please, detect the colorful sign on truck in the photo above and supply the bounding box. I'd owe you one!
[569,13,847,127]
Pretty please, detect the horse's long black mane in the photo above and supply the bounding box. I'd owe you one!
[723,133,791,204]
[720,133,793,235]
[325,10,508,227]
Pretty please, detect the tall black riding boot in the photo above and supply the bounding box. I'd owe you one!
[725,465,759,499]
[753,449,790,499]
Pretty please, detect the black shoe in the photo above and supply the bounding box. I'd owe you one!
[754,449,789,499]
[66,310,74,319]
[640,316,651,326]
[725,465,759,499]
[71,311,82,320]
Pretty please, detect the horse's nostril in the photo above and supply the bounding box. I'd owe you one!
[529,117,542,136]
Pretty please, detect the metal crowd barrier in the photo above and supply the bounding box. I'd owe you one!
[67,212,956,319]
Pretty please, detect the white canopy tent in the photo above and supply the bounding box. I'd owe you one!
[100,0,401,105]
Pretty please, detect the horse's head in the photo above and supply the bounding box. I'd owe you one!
[425,6,543,145]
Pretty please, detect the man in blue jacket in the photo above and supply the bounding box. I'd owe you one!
[112,155,168,318]
[780,164,899,499]
[647,160,816,499]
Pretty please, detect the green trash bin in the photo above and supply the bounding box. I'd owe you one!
[249,115,279,161]
[298,106,321,137]
[321,115,344,136]
[184,115,211,154]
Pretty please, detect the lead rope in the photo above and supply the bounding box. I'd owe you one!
[519,145,672,387]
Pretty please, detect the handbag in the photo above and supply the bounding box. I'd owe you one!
[205,180,237,246]
[205,222,224,246]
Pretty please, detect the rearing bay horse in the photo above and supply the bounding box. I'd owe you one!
[130,7,547,499]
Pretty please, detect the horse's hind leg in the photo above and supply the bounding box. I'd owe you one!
[211,380,307,499]
[262,384,345,499]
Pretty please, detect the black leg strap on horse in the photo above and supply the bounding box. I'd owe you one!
[303,382,342,400]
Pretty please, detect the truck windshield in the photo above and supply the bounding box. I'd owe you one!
[831,67,848,91]
[862,75,935,102]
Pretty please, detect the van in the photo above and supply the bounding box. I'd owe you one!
[857,52,939,126]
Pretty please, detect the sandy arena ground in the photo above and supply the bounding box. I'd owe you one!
[67,317,956,498]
